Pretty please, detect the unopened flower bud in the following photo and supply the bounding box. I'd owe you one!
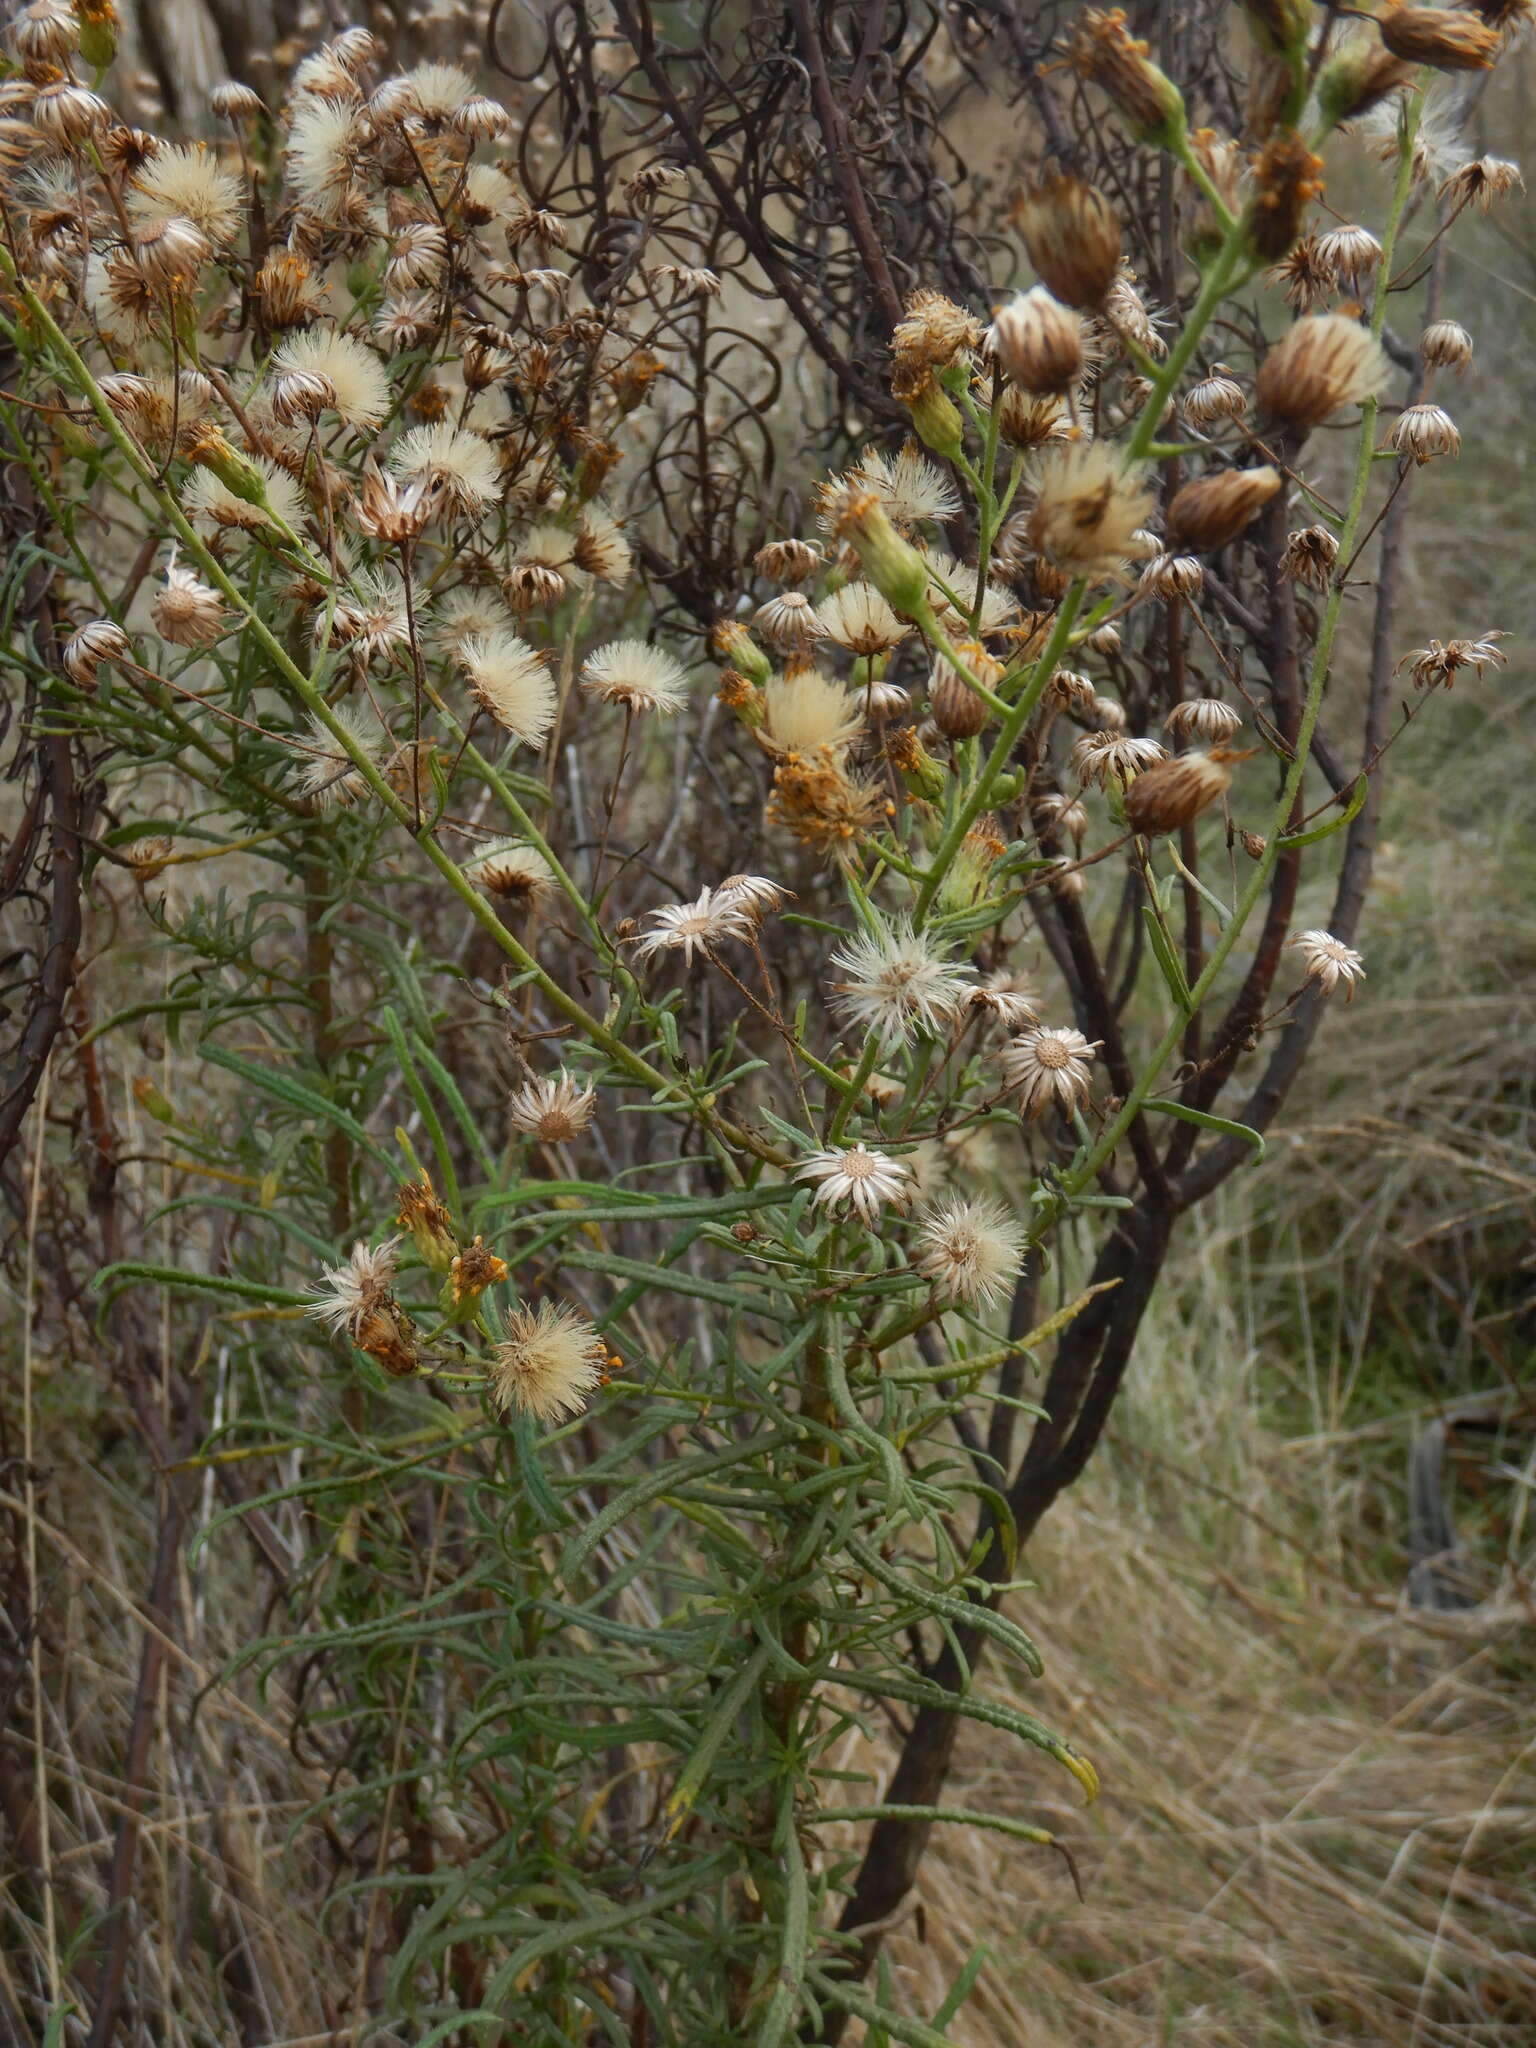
[1165,466,1283,552]
[713,618,774,686]
[396,1173,459,1273]
[827,487,932,615]
[887,722,948,802]
[1315,34,1415,129]
[901,371,966,459]
[1068,8,1186,147]
[1375,2,1499,71]
[74,0,118,69]
[715,667,766,729]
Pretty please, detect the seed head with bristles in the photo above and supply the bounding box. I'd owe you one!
[1256,314,1390,430]
[1026,442,1155,583]
[915,1195,1028,1309]
[827,920,974,1050]
[490,1302,606,1423]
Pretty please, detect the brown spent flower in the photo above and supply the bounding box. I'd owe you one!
[1164,466,1283,552]
[1281,524,1340,591]
[1013,175,1123,310]
[1315,33,1416,127]
[1067,9,1185,144]
[1250,129,1326,263]
[1256,314,1389,430]
[1124,746,1249,835]
[396,1173,459,1272]
[1375,2,1500,70]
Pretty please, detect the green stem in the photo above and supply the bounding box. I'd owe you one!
[1049,99,1422,1216]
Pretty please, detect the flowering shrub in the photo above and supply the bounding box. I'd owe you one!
[0,0,1522,2039]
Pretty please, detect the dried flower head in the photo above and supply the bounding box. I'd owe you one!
[795,1144,913,1225]
[1269,234,1335,313]
[1396,634,1507,688]
[845,443,961,528]
[1419,319,1474,372]
[755,537,823,586]
[716,875,793,921]
[754,590,827,653]
[1124,747,1243,834]
[1386,403,1461,463]
[508,1071,598,1144]
[1315,223,1384,289]
[389,422,500,517]
[1182,364,1247,429]
[1165,698,1243,745]
[460,631,557,747]
[1256,314,1390,430]
[272,329,390,432]
[986,287,1085,395]
[63,618,130,686]
[307,1238,417,1376]
[581,639,689,715]
[828,920,973,1049]
[915,1194,1027,1309]
[1165,466,1283,552]
[1013,175,1122,310]
[1288,928,1366,998]
[999,1025,1098,1118]
[491,1301,606,1423]
[1026,442,1155,583]
[129,143,242,245]
[1033,792,1089,847]
[761,670,865,756]
[1281,524,1340,591]
[1140,552,1205,601]
[1073,730,1167,789]
[633,887,755,967]
[1440,156,1524,212]
[464,840,555,906]
[892,286,985,371]
[152,560,225,647]
[815,581,908,656]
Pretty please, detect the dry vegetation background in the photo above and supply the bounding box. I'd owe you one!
[2,3,1534,2045]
